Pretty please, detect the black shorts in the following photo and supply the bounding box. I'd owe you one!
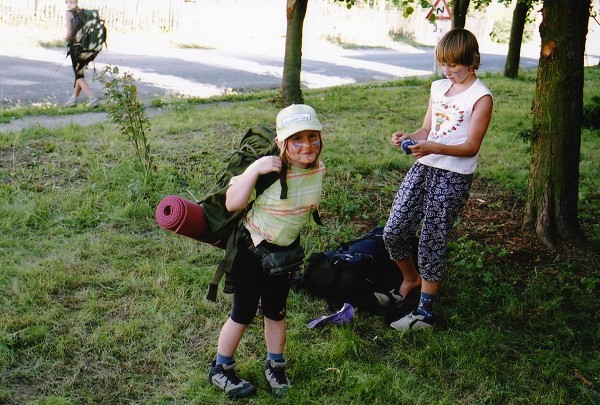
[230,234,295,325]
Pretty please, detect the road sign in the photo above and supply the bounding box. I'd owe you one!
[426,0,452,21]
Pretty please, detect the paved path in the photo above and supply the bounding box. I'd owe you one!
[0,39,546,133]
[0,108,171,133]
[0,112,107,132]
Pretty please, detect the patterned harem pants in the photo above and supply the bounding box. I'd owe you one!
[383,162,473,282]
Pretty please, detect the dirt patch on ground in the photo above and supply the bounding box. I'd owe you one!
[461,179,599,276]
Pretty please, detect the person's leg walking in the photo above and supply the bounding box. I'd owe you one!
[77,78,93,99]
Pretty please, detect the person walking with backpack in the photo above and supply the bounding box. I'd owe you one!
[64,0,98,107]
[209,104,326,398]
[383,28,493,330]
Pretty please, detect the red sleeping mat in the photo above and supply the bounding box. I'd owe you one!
[155,195,223,247]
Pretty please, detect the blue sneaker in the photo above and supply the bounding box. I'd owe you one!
[208,360,256,398]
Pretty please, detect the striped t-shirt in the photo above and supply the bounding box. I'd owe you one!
[237,161,325,247]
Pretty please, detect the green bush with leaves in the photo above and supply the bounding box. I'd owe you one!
[96,66,154,186]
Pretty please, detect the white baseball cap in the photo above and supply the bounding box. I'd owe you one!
[276,104,323,142]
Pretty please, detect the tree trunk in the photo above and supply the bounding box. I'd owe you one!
[280,0,307,106]
[524,0,590,249]
[451,0,470,29]
[503,0,530,78]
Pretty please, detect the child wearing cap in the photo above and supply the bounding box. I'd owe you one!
[383,28,493,331]
[209,104,325,399]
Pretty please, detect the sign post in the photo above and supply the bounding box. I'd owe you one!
[426,0,452,76]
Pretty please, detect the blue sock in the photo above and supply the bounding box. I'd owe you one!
[216,353,234,365]
[267,352,285,362]
[417,292,436,318]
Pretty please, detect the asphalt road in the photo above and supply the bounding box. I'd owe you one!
[0,44,540,106]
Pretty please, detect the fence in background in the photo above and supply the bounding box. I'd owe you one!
[1,0,176,32]
[0,0,495,46]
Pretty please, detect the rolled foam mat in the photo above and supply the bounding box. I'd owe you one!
[155,195,221,246]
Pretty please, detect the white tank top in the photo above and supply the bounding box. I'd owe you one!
[418,78,492,174]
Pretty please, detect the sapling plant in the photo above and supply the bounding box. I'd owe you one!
[96,66,154,186]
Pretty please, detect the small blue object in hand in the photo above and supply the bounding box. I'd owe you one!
[401,139,418,154]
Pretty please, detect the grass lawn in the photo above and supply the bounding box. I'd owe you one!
[0,68,598,404]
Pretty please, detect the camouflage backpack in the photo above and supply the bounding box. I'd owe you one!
[69,8,107,61]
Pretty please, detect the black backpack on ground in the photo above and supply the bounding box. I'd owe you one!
[296,227,418,313]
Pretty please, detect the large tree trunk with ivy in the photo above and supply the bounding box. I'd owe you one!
[504,0,531,78]
[524,0,590,249]
[280,0,307,106]
[451,0,470,29]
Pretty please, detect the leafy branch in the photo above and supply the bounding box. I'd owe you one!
[95,66,154,185]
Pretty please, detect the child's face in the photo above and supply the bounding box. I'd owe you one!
[440,63,472,84]
[66,0,77,10]
[284,130,321,168]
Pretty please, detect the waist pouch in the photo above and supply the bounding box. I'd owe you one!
[249,244,305,276]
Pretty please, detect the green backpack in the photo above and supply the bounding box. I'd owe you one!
[203,126,288,301]
[69,8,107,61]
[200,126,286,247]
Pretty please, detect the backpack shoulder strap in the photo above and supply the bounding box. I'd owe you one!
[207,223,241,301]
[278,164,288,199]
[312,209,323,226]
[68,9,82,42]
[255,162,288,199]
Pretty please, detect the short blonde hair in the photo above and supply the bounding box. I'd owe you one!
[435,28,481,70]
